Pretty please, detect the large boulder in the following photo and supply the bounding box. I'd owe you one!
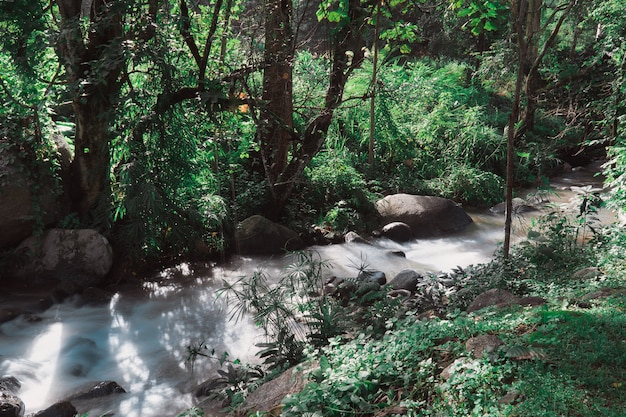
[0,141,63,250]
[235,215,305,255]
[7,229,113,294]
[375,194,472,238]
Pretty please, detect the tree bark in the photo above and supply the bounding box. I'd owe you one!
[261,0,295,186]
[56,0,123,217]
[263,0,365,217]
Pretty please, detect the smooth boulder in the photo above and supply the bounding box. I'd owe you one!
[375,194,472,238]
[235,215,305,255]
[381,222,412,242]
[8,229,113,294]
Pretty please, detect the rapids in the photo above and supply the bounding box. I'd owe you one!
[0,162,612,417]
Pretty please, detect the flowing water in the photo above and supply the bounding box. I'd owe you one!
[0,163,613,417]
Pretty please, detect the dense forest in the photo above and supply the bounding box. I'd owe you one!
[1,0,626,416]
[1,0,624,262]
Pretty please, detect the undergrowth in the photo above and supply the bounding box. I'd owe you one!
[186,187,626,417]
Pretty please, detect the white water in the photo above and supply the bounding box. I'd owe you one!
[0,163,612,417]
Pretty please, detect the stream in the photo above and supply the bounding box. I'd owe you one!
[0,162,613,417]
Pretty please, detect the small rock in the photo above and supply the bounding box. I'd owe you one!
[344,231,369,244]
[386,250,406,258]
[357,270,387,285]
[0,377,20,394]
[571,267,601,280]
[467,289,521,313]
[465,335,503,359]
[518,296,546,307]
[498,390,521,405]
[440,357,478,381]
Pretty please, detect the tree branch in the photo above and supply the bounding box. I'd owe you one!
[179,0,203,68]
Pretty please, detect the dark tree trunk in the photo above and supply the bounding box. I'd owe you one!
[56,0,123,217]
[261,0,365,218]
[261,0,294,186]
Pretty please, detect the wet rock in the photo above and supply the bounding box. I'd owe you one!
[75,287,115,307]
[389,270,424,293]
[357,270,387,285]
[375,194,472,238]
[386,250,406,258]
[0,376,24,417]
[31,401,77,417]
[61,337,104,377]
[344,231,369,244]
[67,381,126,401]
[235,215,305,255]
[465,334,503,359]
[0,377,20,394]
[467,289,521,313]
[381,222,412,242]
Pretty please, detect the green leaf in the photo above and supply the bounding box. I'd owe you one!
[484,21,497,31]
[327,11,342,22]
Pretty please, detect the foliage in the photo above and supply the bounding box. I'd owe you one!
[217,252,407,372]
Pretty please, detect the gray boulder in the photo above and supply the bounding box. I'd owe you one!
[0,142,63,250]
[389,269,424,292]
[375,194,472,238]
[235,215,305,255]
[31,401,77,417]
[381,222,412,242]
[8,229,113,294]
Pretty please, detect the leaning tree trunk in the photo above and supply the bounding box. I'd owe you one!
[56,0,123,217]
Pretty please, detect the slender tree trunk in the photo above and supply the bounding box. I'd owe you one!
[503,0,528,259]
[368,0,381,168]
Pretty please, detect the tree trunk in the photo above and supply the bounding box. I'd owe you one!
[56,0,123,217]
[260,0,365,217]
[261,0,294,187]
